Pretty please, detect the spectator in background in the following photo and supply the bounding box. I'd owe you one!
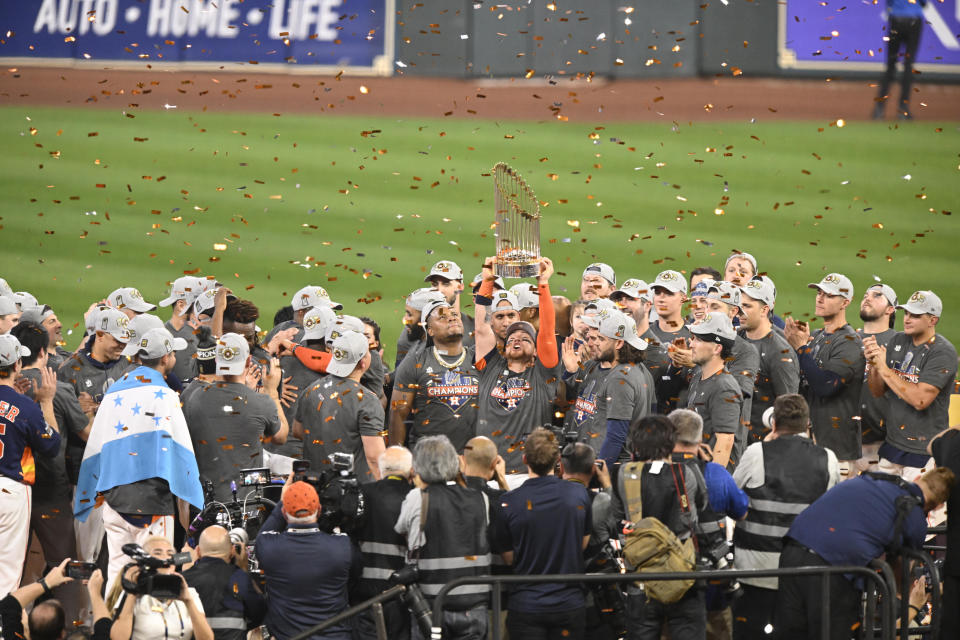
[873,0,927,120]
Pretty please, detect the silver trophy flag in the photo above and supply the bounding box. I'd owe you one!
[493,162,541,279]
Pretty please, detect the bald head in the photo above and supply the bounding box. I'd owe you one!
[379,446,413,478]
[461,436,498,475]
[198,525,233,559]
[29,601,65,640]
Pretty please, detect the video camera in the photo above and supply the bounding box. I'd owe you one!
[297,453,366,534]
[120,543,191,600]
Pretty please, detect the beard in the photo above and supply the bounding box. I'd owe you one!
[435,329,463,346]
[406,323,425,341]
[597,346,617,364]
[859,307,882,322]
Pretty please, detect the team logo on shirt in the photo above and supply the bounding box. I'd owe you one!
[425,371,479,414]
[490,376,531,411]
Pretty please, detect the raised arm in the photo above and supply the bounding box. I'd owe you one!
[473,257,498,363]
[535,257,558,368]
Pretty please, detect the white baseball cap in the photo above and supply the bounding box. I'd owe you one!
[421,299,454,324]
[121,314,167,356]
[406,287,446,312]
[690,313,737,344]
[509,283,539,310]
[0,296,18,316]
[325,315,366,344]
[326,330,370,377]
[808,273,854,301]
[471,272,505,290]
[898,290,943,317]
[0,334,30,366]
[867,283,898,308]
[129,327,188,359]
[107,287,156,313]
[596,309,647,350]
[292,285,342,311]
[216,333,251,376]
[740,276,777,308]
[490,290,520,313]
[19,305,54,326]
[582,263,616,286]
[582,300,619,329]
[302,305,338,341]
[159,276,205,308]
[11,292,38,311]
[725,252,758,274]
[95,308,131,343]
[424,260,463,282]
[706,281,741,308]
[0,278,13,298]
[611,279,652,303]
[652,270,687,295]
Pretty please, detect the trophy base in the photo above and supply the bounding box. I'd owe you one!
[495,263,540,279]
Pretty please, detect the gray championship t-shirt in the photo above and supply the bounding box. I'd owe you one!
[269,354,324,459]
[802,325,865,460]
[263,320,303,346]
[296,375,385,483]
[395,331,425,369]
[183,381,282,501]
[603,362,655,462]
[740,330,800,443]
[360,349,387,400]
[882,332,958,456]
[687,369,744,462]
[165,321,199,382]
[393,345,479,451]
[564,361,614,446]
[476,350,562,474]
[857,328,897,444]
[728,336,760,443]
[649,322,692,413]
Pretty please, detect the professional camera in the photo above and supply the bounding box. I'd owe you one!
[586,539,627,636]
[300,453,366,534]
[120,543,191,600]
[389,565,432,637]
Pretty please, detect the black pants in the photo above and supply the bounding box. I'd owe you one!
[732,583,777,640]
[626,587,706,640]
[941,574,960,638]
[507,607,586,640]
[878,16,923,107]
[30,497,88,625]
[774,541,860,640]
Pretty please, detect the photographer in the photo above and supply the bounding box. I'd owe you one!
[110,537,213,640]
[182,526,266,640]
[255,479,358,640]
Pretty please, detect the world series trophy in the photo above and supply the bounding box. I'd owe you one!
[493,162,541,278]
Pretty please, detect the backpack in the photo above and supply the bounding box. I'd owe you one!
[620,461,697,604]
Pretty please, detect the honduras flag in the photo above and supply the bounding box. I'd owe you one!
[73,365,203,522]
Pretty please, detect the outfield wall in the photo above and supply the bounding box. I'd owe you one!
[2,0,958,79]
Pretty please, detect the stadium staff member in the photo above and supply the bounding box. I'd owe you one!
[865,290,958,480]
[184,332,287,501]
[686,313,743,469]
[731,394,840,639]
[492,428,592,640]
[353,446,415,640]
[294,330,386,482]
[738,276,799,443]
[856,283,898,471]
[395,436,491,640]
[0,333,60,595]
[183,526,266,640]
[775,466,954,638]
[257,479,357,640]
[785,273,865,477]
[390,298,479,451]
[474,256,560,480]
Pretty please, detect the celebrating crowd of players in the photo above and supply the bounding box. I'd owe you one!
[0,249,959,640]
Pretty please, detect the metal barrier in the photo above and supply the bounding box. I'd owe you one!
[287,584,407,640]
[431,566,896,640]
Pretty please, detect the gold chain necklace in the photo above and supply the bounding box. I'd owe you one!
[433,346,466,369]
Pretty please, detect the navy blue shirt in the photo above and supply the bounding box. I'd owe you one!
[491,475,592,613]
[255,502,358,640]
[0,385,60,484]
[787,474,926,568]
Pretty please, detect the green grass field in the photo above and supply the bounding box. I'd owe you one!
[1,105,958,354]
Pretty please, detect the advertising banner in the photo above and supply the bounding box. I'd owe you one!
[0,0,395,74]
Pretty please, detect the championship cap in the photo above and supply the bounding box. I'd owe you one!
[0,278,13,298]
[0,334,30,366]
[292,286,342,312]
[85,305,108,334]
[406,288,446,312]
[424,260,463,282]
[325,330,369,377]
[120,314,166,356]
[690,279,715,298]
[107,287,156,313]
[584,298,617,314]
[19,305,54,326]
[184,287,238,318]
[740,276,777,308]
[159,276,204,308]
[470,272,505,290]
[0,296,19,316]
[283,481,320,518]
[509,283,539,310]
[325,315,365,344]
[611,279,652,303]
[302,305,338,341]
[421,299,453,324]
[690,313,737,344]
[130,327,188,359]
[652,270,687,295]
[216,333,250,376]
[95,308,131,343]
[582,263,616,286]
[898,290,943,317]
[867,283,898,308]
[490,290,520,312]
[725,251,758,275]
[706,281,741,307]
[808,273,854,301]
[596,309,647,350]
[11,292,39,311]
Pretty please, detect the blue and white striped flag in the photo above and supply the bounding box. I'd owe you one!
[73,365,203,521]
